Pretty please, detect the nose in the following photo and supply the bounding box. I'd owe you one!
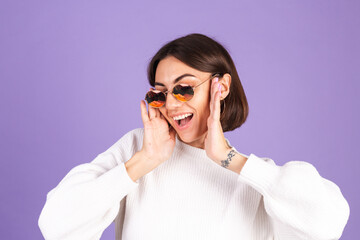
[165,92,182,109]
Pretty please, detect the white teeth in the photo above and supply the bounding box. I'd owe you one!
[173,113,193,121]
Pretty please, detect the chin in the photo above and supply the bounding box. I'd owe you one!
[176,132,193,143]
[177,130,206,145]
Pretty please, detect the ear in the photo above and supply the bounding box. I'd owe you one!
[219,73,231,100]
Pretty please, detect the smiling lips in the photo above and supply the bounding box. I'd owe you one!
[172,113,194,129]
[172,113,193,121]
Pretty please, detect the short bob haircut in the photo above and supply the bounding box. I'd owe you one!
[147,33,249,132]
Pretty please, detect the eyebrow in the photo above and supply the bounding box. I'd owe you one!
[154,73,196,87]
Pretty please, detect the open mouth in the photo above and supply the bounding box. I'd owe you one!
[174,113,194,129]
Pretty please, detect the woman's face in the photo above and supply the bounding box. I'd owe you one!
[154,56,212,149]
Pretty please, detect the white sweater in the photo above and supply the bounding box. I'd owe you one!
[38,128,350,240]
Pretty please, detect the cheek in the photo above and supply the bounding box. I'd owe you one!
[194,99,211,121]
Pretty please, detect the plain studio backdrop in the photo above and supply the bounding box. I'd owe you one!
[1,0,359,239]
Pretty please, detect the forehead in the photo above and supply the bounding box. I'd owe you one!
[155,56,206,85]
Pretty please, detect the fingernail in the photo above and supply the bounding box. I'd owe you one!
[218,84,221,91]
[214,77,219,82]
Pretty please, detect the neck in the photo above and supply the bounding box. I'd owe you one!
[177,132,206,150]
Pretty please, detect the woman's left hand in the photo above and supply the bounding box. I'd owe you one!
[204,77,232,163]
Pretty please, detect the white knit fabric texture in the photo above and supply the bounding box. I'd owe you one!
[38,128,350,240]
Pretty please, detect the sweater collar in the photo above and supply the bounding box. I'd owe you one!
[175,134,208,159]
[174,134,246,159]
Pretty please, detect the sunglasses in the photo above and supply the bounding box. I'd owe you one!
[145,73,221,108]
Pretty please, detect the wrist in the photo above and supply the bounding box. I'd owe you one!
[219,147,248,174]
[137,150,159,169]
[125,151,153,183]
[220,147,236,168]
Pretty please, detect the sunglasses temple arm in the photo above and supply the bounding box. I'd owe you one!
[194,73,220,89]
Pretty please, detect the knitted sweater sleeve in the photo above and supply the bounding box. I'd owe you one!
[38,128,142,240]
[238,153,350,240]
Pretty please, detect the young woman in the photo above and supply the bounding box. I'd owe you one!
[38,33,350,240]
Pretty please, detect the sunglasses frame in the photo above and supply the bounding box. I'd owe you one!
[145,73,221,108]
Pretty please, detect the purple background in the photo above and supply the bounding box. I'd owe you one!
[1,0,359,239]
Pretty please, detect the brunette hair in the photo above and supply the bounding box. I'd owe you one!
[147,33,249,132]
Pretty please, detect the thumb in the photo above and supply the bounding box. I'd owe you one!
[204,131,208,140]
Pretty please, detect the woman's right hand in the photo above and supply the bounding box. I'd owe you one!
[140,99,177,166]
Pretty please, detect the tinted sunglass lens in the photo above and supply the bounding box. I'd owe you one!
[145,90,166,108]
[173,84,194,102]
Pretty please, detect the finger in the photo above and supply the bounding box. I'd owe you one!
[148,105,157,119]
[210,77,219,117]
[211,78,217,103]
[213,78,220,105]
[140,100,149,124]
[213,87,221,120]
[155,108,160,118]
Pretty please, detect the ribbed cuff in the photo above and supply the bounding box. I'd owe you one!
[237,153,280,195]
